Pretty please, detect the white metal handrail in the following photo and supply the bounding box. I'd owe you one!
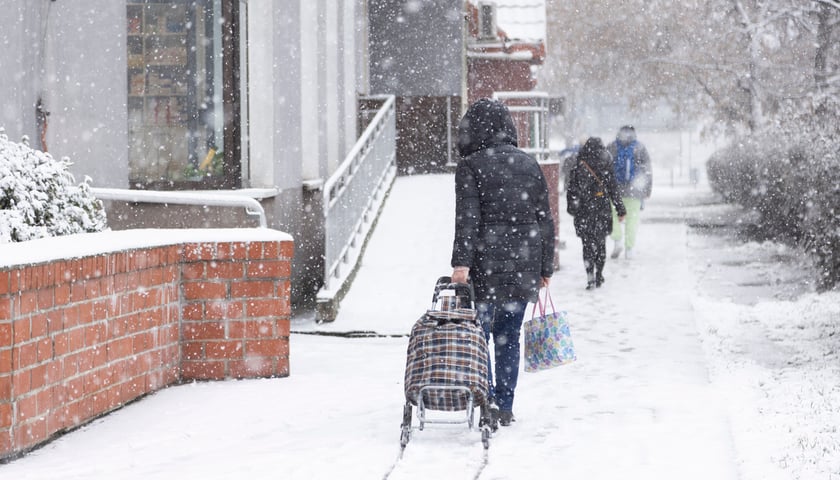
[322,95,395,210]
[493,91,550,162]
[91,188,267,228]
[493,91,550,100]
[321,95,396,291]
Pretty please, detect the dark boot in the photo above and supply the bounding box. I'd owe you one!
[596,268,604,287]
[585,271,596,290]
[498,410,516,426]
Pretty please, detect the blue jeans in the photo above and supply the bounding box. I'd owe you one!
[477,300,527,412]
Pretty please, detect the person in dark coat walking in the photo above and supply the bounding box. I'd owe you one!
[566,137,626,289]
[450,98,556,427]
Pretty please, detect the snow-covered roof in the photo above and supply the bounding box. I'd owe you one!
[495,0,545,42]
[466,1,546,63]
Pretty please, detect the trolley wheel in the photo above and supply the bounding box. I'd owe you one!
[478,404,497,433]
[400,402,413,447]
[400,425,411,447]
[401,402,413,428]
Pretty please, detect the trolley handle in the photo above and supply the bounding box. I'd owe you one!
[431,276,475,307]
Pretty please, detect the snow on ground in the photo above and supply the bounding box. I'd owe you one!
[3,135,839,480]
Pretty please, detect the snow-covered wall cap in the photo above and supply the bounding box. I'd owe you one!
[0,228,293,268]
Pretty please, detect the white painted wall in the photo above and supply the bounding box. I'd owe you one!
[46,2,128,187]
[0,2,37,143]
[355,0,371,98]
[246,0,276,188]
[1,0,364,193]
[299,0,321,180]
[0,1,128,188]
[343,0,359,152]
[325,2,341,175]
[297,0,361,183]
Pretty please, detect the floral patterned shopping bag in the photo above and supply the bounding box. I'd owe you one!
[524,289,576,372]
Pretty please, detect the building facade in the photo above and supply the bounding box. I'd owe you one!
[1,0,370,307]
[1,0,549,311]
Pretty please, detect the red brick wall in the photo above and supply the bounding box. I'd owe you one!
[467,58,536,106]
[179,241,292,380]
[540,162,562,270]
[0,236,293,459]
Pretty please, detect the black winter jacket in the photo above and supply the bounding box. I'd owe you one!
[566,140,626,239]
[451,99,555,303]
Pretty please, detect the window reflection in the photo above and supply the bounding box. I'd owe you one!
[126,0,226,189]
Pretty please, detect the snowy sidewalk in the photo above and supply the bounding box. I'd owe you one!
[297,173,740,479]
[11,171,839,479]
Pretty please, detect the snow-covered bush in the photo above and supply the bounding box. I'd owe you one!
[800,151,840,291]
[706,140,761,205]
[793,97,840,292]
[707,99,840,291]
[0,129,107,243]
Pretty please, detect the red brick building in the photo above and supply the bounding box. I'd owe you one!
[465,2,546,106]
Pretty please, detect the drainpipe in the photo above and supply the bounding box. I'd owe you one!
[35,0,56,152]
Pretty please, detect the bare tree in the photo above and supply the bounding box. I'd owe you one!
[541,0,839,135]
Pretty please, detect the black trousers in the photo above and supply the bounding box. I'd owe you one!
[581,234,606,275]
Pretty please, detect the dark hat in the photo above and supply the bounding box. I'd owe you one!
[616,125,637,144]
[578,136,605,163]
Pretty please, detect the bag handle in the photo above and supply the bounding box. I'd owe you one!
[530,288,556,318]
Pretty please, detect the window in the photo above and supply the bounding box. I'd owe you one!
[126,0,241,189]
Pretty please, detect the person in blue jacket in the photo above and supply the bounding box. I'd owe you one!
[606,125,652,259]
[450,98,556,428]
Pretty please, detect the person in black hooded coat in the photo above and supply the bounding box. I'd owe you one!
[566,137,626,289]
[450,98,555,427]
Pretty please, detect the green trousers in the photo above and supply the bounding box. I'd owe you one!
[611,197,642,249]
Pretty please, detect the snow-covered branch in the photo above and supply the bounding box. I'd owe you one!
[813,0,840,12]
